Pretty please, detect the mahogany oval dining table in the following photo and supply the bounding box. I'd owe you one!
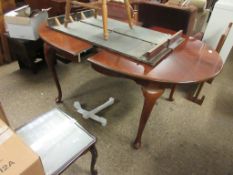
[39,23,223,149]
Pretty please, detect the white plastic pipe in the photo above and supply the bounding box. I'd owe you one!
[73,97,115,126]
[90,97,114,114]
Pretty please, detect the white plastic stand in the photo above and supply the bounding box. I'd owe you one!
[74,97,115,126]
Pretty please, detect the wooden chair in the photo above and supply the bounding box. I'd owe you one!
[168,22,233,104]
[188,22,233,105]
[64,0,133,40]
[0,102,98,175]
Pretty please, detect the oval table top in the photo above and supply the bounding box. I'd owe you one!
[39,23,223,84]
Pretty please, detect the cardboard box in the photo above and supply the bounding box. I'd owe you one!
[0,119,45,175]
[4,5,48,40]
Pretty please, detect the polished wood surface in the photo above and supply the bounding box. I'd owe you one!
[39,23,223,149]
[88,37,223,84]
[39,23,92,56]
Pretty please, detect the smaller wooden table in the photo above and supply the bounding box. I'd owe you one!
[17,108,97,175]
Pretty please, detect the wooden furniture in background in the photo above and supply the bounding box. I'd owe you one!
[187,22,233,105]
[160,0,169,3]
[24,0,49,10]
[0,0,16,65]
[50,0,88,16]
[39,23,222,149]
[206,0,218,9]
[215,23,233,53]
[8,38,45,73]
[167,22,232,105]
[25,0,92,16]
[136,1,197,35]
[107,1,136,22]
[64,0,133,40]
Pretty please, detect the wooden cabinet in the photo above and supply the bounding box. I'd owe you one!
[0,0,16,65]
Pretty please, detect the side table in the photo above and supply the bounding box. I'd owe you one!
[17,108,98,175]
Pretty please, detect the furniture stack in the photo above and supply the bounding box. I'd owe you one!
[0,0,15,65]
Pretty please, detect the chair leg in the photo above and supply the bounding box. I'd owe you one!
[94,9,98,18]
[89,144,98,175]
[102,0,108,40]
[187,82,205,105]
[64,0,72,27]
[124,0,133,29]
[168,84,176,101]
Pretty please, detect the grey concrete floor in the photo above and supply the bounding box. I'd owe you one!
[0,51,233,175]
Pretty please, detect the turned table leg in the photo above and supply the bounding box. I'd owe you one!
[133,85,164,149]
[102,0,109,40]
[44,43,63,103]
[89,144,98,175]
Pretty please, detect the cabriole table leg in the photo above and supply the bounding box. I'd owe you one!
[44,43,63,103]
[133,85,164,149]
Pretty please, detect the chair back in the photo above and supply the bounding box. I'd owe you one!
[0,102,10,126]
[215,22,233,53]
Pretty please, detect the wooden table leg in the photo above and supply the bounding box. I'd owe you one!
[187,82,205,105]
[168,84,176,101]
[44,43,63,103]
[133,85,164,149]
[89,144,98,175]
